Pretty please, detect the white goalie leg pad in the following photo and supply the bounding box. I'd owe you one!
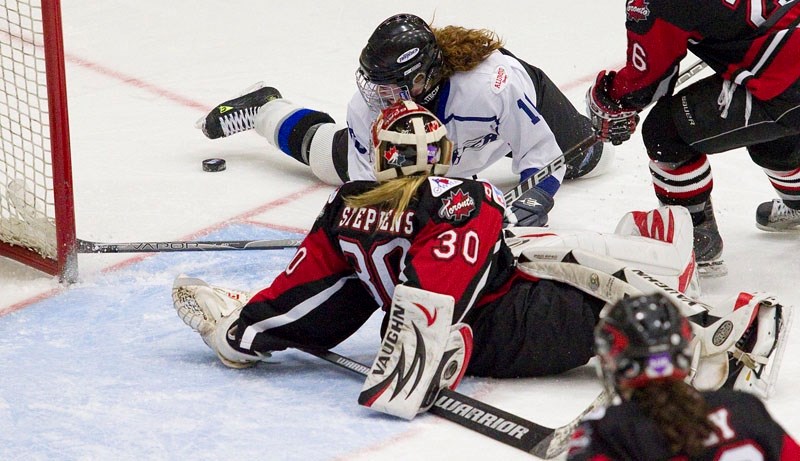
[358,285,463,420]
[613,206,700,297]
[730,296,793,399]
[172,275,261,369]
[683,292,792,398]
[601,266,731,392]
[516,256,645,309]
[307,122,346,185]
[509,206,699,297]
[687,343,730,392]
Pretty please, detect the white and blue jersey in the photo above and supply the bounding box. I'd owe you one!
[345,50,565,196]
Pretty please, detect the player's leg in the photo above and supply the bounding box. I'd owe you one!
[749,135,800,232]
[642,74,794,276]
[196,82,348,185]
[686,292,793,399]
[464,278,604,378]
[505,206,699,297]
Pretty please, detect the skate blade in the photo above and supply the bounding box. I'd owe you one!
[698,259,728,278]
[756,223,800,233]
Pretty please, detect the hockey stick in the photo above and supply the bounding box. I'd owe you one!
[503,59,709,204]
[76,237,302,253]
[302,347,610,459]
[503,134,598,203]
[676,59,708,87]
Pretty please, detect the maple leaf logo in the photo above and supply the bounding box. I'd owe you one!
[439,189,476,221]
[626,0,650,22]
[383,145,405,167]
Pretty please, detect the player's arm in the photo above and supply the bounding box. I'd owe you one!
[610,22,692,109]
[587,10,693,145]
[232,189,380,353]
[344,92,380,182]
[495,66,561,227]
[358,181,507,419]
[566,420,616,460]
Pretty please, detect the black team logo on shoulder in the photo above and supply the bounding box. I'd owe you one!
[439,189,476,221]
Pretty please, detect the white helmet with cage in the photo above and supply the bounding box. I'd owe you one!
[371,100,452,181]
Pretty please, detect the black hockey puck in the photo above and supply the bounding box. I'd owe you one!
[202,158,226,172]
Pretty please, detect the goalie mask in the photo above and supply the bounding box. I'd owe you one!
[357,13,444,111]
[371,100,452,181]
[595,294,693,391]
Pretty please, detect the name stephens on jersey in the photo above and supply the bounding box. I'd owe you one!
[338,206,415,235]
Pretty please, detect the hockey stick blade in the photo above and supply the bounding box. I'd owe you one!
[76,238,302,253]
[303,348,609,459]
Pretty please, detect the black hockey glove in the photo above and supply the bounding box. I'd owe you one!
[510,187,554,227]
[586,71,639,146]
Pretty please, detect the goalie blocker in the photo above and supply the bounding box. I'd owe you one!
[359,285,473,420]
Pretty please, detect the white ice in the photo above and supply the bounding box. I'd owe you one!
[1,2,798,460]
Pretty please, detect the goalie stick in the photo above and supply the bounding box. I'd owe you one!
[76,238,302,253]
[504,60,708,204]
[302,347,610,459]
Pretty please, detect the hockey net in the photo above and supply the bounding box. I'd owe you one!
[0,0,77,282]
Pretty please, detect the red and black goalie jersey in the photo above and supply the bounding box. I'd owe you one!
[612,0,800,108]
[237,177,515,353]
[566,388,800,460]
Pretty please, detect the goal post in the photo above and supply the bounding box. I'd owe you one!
[0,0,78,282]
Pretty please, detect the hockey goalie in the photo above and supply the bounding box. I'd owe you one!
[171,102,791,422]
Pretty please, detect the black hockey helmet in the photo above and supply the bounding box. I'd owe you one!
[371,100,452,181]
[595,294,693,390]
[357,13,444,111]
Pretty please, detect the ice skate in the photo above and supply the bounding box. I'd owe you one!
[755,198,800,232]
[196,83,282,139]
[693,200,726,278]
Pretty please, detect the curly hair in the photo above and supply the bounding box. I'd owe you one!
[431,26,504,79]
[632,380,717,456]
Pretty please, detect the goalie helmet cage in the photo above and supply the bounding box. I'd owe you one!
[0,0,78,283]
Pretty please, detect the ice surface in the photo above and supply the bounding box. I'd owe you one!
[1,2,798,460]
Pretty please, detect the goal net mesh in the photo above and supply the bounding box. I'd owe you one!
[0,0,76,281]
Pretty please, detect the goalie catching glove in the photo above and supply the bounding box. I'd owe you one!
[586,71,639,146]
[359,285,473,420]
[172,275,265,369]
